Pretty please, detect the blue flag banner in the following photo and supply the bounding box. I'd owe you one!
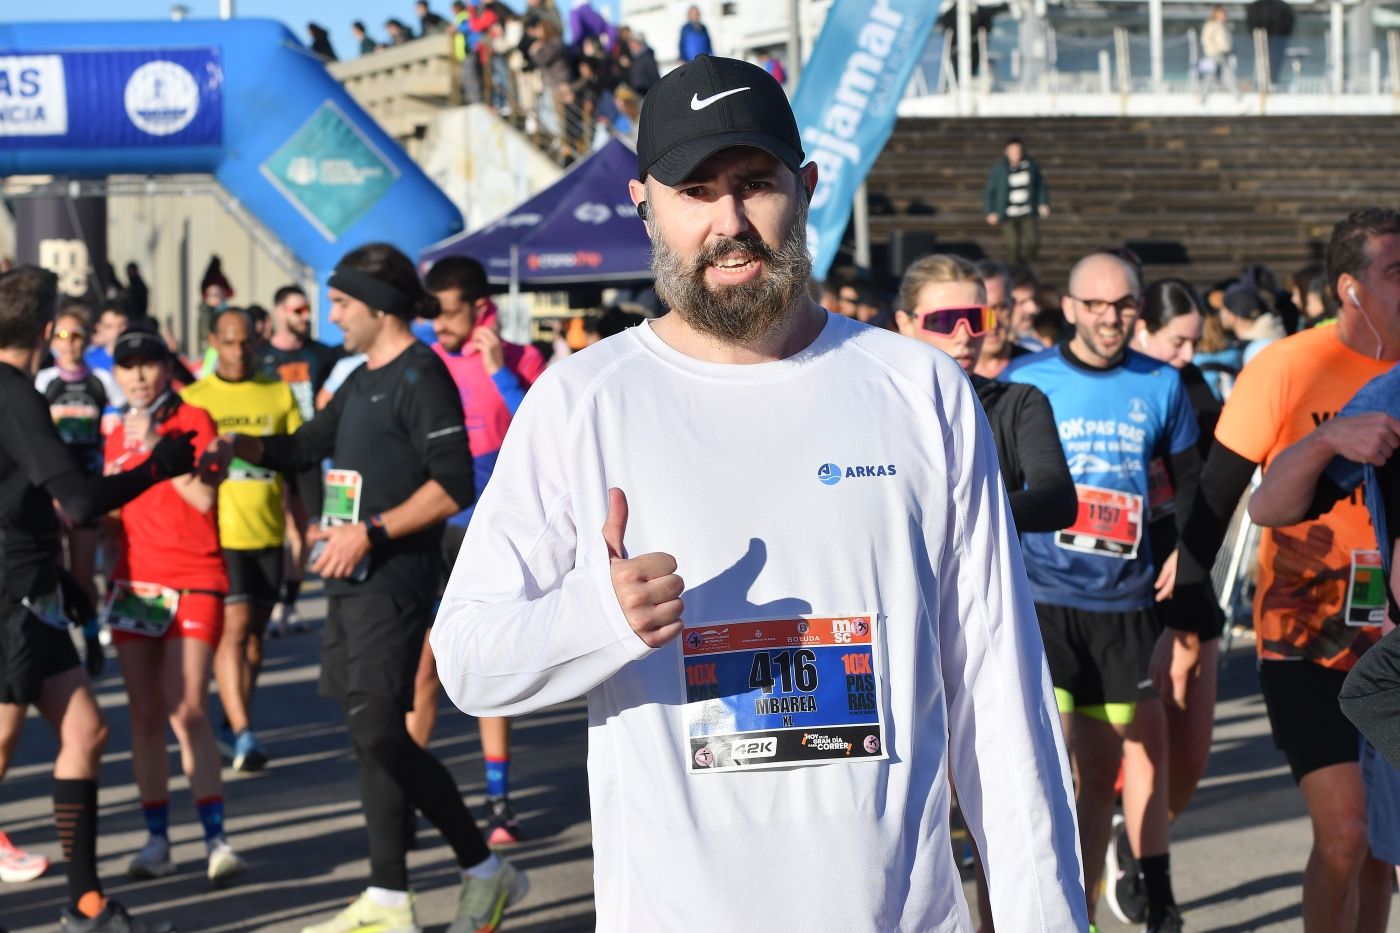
[790,0,940,278]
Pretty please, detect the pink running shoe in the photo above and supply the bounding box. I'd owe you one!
[0,831,49,883]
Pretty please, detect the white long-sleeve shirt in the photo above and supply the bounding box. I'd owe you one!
[433,312,1085,931]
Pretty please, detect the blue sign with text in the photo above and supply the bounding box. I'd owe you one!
[0,48,222,149]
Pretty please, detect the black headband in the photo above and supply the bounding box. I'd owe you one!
[328,267,415,318]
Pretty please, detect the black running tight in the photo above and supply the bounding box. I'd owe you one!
[343,694,490,890]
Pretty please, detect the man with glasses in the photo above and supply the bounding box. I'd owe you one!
[1003,251,1200,933]
[257,286,344,635]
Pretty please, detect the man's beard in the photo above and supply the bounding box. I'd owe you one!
[650,195,812,346]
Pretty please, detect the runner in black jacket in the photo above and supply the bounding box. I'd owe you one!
[0,267,193,933]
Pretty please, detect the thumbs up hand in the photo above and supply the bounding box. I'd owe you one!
[603,487,685,648]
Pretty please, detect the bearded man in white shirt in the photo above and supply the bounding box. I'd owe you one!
[432,53,1086,932]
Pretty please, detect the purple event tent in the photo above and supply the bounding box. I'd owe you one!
[419,138,653,289]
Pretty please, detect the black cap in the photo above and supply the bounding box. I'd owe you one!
[637,55,804,186]
[112,327,170,365]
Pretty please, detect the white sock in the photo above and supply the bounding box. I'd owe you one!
[464,853,502,879]
[366,886,409,908]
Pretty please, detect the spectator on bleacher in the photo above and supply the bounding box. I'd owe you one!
[307,23,337,62]
[760,51,787,85]
[452,1,496,104]
[622,34,660,95]
[1246,0,1294,87]
[385,18,413,45]
[486,3,519,113]
[526,17,570,144]
[418,0,451,36]
[983,137,1050,267]
[352,21,378,55]
[1198,5,1233,97]
[570,0,616,54]
[523,0,562,34]
[679,5,713,62]
[1221,283,1285,366]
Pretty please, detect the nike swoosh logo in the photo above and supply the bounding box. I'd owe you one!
[370,393,387,402]
[691,87,750,110]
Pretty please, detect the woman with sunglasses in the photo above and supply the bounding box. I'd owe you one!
[896,254,1076,933]
[895,254,1076,534]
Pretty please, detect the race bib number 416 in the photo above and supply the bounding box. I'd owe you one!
[680,614,887,774]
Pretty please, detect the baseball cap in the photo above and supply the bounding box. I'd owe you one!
[112,326,170,365]
[637,55,804,186]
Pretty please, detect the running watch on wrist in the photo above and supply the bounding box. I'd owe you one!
[365,513,390,550]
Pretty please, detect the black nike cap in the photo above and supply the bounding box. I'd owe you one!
[637,55,805,186]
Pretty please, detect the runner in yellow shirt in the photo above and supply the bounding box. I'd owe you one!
[182,307,302,772]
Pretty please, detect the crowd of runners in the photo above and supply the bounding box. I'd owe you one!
[3,53,1400,933]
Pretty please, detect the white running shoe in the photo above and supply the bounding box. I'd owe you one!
[300,891,420,933]
[0,831,48,883]
[207,836,247,886]
[128,835,176,880]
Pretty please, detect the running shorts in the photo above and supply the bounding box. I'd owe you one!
[224,547,285,606]
[110,591,224,648]
[0,597,82,705]
[321,593,430,711]
[1036,603,1159,710]
[1258,659,1359,783]
[1361,738,1400,864]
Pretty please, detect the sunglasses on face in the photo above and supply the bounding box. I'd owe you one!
[287,305,311,316]
[915,305,997,337]
[54,328,87,341]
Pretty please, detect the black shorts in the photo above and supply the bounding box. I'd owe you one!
[0,599,82,706]
[1259,659,1360,783]
[224,547,285,605]
[1036,603,1159,708]
[321,592,430,711]
[438,523,468,599]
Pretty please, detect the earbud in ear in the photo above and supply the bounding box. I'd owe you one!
[1349,286,1360,304]
[637,201,649,221]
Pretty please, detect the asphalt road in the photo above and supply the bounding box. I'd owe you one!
[1,588,1395,931]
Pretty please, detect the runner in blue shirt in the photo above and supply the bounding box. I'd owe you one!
[1002,251,1200,933]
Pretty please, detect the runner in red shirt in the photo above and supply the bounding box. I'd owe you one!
[104,326,247,887]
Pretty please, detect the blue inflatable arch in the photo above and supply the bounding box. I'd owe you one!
[0,19,464,339]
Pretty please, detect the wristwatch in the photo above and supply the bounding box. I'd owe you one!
[365,513,390,550]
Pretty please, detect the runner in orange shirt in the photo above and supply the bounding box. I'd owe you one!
[1158,208,1400,932]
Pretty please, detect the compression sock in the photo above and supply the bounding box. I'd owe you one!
[195,796,225,844]
[141,799,170,840]
[1140,853,1177,912]
[282,579,301,606]
[54,778,103,914]
[484,756,509,799]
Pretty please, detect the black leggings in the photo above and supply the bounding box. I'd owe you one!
[344,693,490,890]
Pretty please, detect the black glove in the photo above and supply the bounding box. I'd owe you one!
[149,430,197,479]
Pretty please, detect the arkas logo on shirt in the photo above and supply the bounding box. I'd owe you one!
[816,461,897,486]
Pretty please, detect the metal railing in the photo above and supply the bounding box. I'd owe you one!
[914,22,1400,113]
